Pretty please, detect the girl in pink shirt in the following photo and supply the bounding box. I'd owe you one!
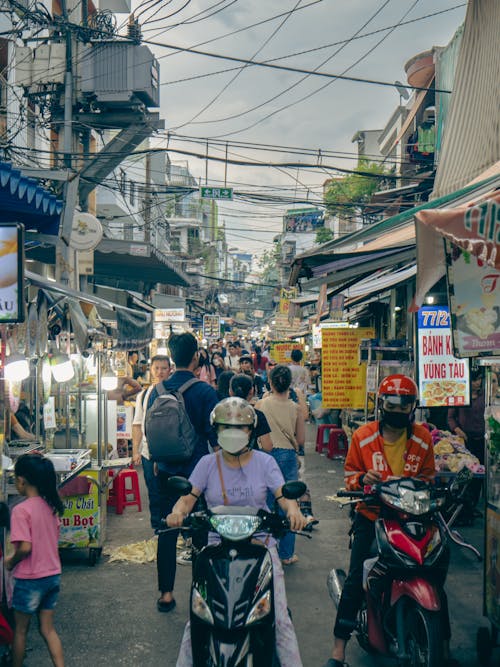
[5,454,65,667]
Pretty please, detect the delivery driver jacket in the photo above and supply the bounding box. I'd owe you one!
[344,420,435,521]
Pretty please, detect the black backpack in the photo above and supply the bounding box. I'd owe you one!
[145,378,200,465]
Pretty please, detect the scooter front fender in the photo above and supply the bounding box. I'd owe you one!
[390,578,441,612]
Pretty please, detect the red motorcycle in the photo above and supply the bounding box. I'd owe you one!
[329,477,452,667]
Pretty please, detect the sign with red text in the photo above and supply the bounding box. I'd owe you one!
[417,306,470,407]
[321,327,375,408]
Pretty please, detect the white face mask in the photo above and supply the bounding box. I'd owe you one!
[218,428,250,455]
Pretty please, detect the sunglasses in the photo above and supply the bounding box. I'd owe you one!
[268,362,277,367]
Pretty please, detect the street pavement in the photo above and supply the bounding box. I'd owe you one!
[21,425,498,666]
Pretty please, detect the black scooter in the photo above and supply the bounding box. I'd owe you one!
[165,477,311,667]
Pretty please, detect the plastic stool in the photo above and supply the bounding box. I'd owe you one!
[315,424,339,453]
[326,428,348,460]
[108,469,142,515]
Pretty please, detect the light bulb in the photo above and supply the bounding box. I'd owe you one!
[51,354,75,383]
[101,374,118,391]
[4,354,30,382]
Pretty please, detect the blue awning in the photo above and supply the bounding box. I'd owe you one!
[0,160,63,235]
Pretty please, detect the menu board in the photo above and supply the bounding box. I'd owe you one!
[417,305,470,407]
[270,341,304,364]
[447,243,500,356]
[203,314,220,339]
[322,327,375,408]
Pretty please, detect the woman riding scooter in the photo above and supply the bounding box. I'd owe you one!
[167,397,307,667]
[323,374,458,667]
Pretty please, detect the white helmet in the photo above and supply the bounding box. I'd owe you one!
[210,398,257,455]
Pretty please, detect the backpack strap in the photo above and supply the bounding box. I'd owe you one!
[178,377,202,395]
[216,452,229,505]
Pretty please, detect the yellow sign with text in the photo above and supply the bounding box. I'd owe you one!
[270,341,304,364]
[321,327,375,408]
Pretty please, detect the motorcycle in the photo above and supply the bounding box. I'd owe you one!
[165,476,312,667]
[328,476,453,667]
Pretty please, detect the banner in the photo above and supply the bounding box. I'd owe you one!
[203,314,220,339]
[321,327,375,408]
[0,223,24,323]
[417,305,469,406]
[446,242,500,356]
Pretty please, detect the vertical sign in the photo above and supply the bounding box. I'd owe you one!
[0,223,25,323]
[203,314,220,339]
[321,327,375,408]
[417,305,469,406]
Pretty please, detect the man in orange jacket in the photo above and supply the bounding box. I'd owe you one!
[323,374,457,667]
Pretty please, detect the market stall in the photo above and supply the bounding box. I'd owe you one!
[1,264,152,564]
[416,190,500,664]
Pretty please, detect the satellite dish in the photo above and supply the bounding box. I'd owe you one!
[70,212,103,251]
[394,80,410,100]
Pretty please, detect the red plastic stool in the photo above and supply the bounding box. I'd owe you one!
[315,424,339,453]
[326,428,348,460]
[108,469,142,515]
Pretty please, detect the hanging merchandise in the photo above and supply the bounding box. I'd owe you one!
[26,302,38,358]
[37,292,48,355]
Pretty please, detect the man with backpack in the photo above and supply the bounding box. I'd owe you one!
[145,332,219,613]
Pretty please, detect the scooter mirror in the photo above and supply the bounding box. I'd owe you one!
[282,480,307,500]
[167,476,193,496]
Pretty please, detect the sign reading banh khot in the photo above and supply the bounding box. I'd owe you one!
[321,327,375,408]
[417,306,470,407]
[0,223,24,323]
[270,342,304,364]
[203,314,220,339]
[200,186,233,200]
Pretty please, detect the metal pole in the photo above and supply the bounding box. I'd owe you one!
[96,351,102,467]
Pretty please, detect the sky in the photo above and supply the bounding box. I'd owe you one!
[128,0,468,258]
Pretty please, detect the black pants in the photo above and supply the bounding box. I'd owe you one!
[333,513,451,641]
[156,470,206,594]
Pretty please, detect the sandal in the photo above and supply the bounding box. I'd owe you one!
[281,555,299,566]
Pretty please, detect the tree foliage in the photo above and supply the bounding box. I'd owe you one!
[258,242,281,284]
[315,227,334,244]
[324,159,392,222]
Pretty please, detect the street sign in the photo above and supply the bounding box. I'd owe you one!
[200,186,233,200]
[203,314,220,339]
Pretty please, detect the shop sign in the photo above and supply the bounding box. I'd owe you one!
[279,287,297,315]
[312,325,322,349]
[417,305,470,407]
[0,223,24,323]
[321,327,375,409]
[203,314,220,339]
[154,308,185,322]
[270,341,304,364]
[59,469,100,549]
[70,212,103,251]
[329,294,345,321]
[446,242,500,356]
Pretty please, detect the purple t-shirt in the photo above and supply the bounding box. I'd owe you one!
[10,497,61,579]
[190,451,284,511]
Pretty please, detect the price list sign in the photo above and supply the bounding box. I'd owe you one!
[321,327,374,408]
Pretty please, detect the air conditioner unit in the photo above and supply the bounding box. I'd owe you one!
[80,42,160,108]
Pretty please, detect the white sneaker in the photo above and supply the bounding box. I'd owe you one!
[176,549,192,565]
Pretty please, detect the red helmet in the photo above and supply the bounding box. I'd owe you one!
[378,374,418,407]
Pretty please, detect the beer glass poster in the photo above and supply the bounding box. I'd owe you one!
[0,224,24,323]
[417,305,469,407]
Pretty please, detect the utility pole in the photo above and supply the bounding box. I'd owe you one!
[56,0,77,289]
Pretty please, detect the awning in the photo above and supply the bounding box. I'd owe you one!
[26,270,153,350]
[292,244,416,290]
[344,264,417,301]
[416,191,500,269]
[94,238,190,288]
[0,160,63,234]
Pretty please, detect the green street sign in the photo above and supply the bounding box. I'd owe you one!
[200,186,233,200]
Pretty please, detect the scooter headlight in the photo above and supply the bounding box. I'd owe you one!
[380,487,432,515]
[210,515,262,541]
[245,590,272,625]
[192,587,214,625]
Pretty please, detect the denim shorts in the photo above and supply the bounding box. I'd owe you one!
[12,575,61,614]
